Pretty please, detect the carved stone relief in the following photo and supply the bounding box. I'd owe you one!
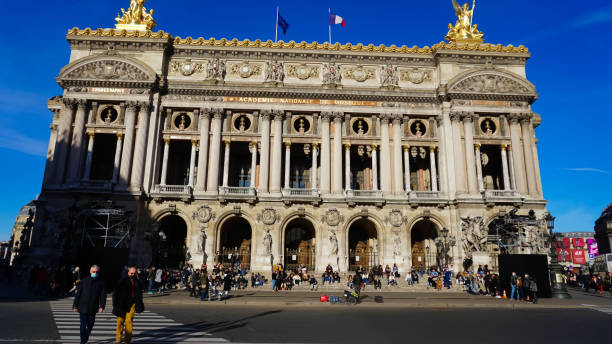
[386,209,407,228]
[229,62,262,79]
[286,64,319,80]
[451,74,531,94]
[322,209,344,227]
[400,68,432,84]
[322,62,341,86]
[264,60,284,83]
[460,216,487,253]
[343,65,375,82]
[65,60,151,81]
[169,59,205,76]
[380,64,399,88]
[205,58,226,82]
[258,208,279,225]
[192,205,215,224]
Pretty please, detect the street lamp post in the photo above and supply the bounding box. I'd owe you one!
[425,246,430,269]
[546,213,571,299]
[434,227,456,268]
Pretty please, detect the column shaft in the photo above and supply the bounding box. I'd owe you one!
[207,111,223,192]
[509,116,527,194]
[508,146,517,190]
[371,145,378,190]
[450,113,466,193]
[501,144,511,190]
[54,101,77,184]
[250,142,257,188]
[270,114,283,193]
[320,115,331,193]
[112,134,124,183]
[160,139,169,185]
[258,113,271,193]
[463,115,478,193]
[344,144,351,190]
[119,104,137,185]
[429,147,438,192]
[474,144,484,192]
[130,104,150,189]
[379,116,392,194]
[189,140,197,186]
[83,133,95,180]
[521,118,538,195]
[284,143,291,189]
[222,141,230,187]
[67,101,88,182]
[392,116,403,194]
[311,144,318,189]
[403,146,411,192]
[332,114,343,194]
[195,113,210,191]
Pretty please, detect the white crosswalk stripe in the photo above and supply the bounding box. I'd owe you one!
[595,308,612,314]
[50,299,229,343]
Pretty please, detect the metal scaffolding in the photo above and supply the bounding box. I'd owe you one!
[80,204,131,248]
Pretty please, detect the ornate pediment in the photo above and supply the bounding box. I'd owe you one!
[448,70,535,96]
[58,54,157,87]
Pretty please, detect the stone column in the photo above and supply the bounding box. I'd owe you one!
[66,100,88,182]
[206,109,223,192]
[463,113,478,193]
[258,111,271,193]
[344,144,351,190]
[508,114,527,194]
[474,143,484,192]
[429,147,438,192]
[392,114,404,194]
[222,140,230,187]
[83,132,95,181]
[311,143,318,189]
[130,103,150,189]
[371,145,379,191]
[508,145,517,190]
[159,138,170,185]
[320,113,331,194]
[501,144,511,191]
[403,145,411,192]
[450,112,466,193]
[119,102,137,186]
[112,133,124,183]
[53,100,77,184]
[379,115,392,194]
[332,113,343,194]
[284,142,291,189]
[189,139,197,187]
[520,115,538,195]
[435,116,448,193]
[195,111,211,192]
[250,141,257,188]
[270,112,284,193]
[531,137,543,195]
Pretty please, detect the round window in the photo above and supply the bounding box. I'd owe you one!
[100,106,118,124]
[293,117,310,134]
[234,115,251,132]
[410,121,426,136]
[174,113,191,130]
[352,119,369,135]
[480,119,496,135]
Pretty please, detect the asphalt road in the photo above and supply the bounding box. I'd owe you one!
[1,292,611,344]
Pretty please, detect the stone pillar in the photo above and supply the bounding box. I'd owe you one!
[463,113,478,193]
[429,146,438,192]
[53,99,77,184]
[206,109,223,192]
[258,111,271,193]
[311,143,318,189]
[320,113,331,194]
[474,143,484,192]
[66,100,88,182]
[450,112,466,193]
[250,141,257,188]
[392,114,404,194]
[195,111,211,192]
[270,112,284,193]
[130,103,150,189]
[501,144,511,191]
[403,145,411,192]
[159,138,170,185]
[332,113,343,194]
[521,115,538,195]
[344,144,351,190]
[508,145,517,190]
[508,114,527,194]
[435,116,448,193]
[83,132,95,181]
[531,138,543,195]
[222,140,230,187]
[379,114,392,194]
[119,102,137,186]
[112,133,124,183]
[284,142,291,189]
[189,139,197,187]
[371,145,378,191]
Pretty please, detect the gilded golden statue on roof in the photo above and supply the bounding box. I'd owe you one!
[445,0,484,43]
[115,0,156,31]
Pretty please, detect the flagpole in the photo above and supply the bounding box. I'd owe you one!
[275,6,279,42]
[328,8,332,44]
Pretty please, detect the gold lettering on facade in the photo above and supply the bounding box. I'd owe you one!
[224,97,379,107]
[471,100,509,106]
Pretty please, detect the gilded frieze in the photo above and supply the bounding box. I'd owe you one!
[400,68,433,84]
[343,66,375,83]
[229,62,262,79]
[286,64,319,80]
[169,59,205,76]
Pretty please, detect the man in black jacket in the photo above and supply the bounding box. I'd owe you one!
[113,267,144,344]
[73,265,106,344]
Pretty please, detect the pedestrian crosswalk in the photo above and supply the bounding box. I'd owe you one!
[593,307,612,315]
[50,299,229,343]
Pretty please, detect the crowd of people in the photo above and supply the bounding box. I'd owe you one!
[564,270,612,295]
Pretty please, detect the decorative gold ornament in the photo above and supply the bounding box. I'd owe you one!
[445,0,484,43]
[343,66,375,82]
[115,0,156,31]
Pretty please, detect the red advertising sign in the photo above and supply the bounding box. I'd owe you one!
[572,249,586,264]
[573,238,584,248]
[562,238,571,249]
[557,248,572,262]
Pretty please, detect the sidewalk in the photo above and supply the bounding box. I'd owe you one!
[144,287,612,310]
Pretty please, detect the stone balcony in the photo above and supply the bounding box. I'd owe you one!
[345,189,384,206]
[151,184,192,200]
[218,186,256,203]
[69,180,113,192]
[281,188,321,204]
[408,191,447,207]
[483,190,523,204]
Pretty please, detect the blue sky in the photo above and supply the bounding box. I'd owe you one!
[0,0,610,240]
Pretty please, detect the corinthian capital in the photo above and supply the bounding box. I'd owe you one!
[125,101,139,112]
[391,113,403,124]
[332,112,344,122]
[211,108,224,119]
[507,113,521,124]
[461,112,474,123]
[449,111,463,122]
[272,110,284,121]
[138,102,150,113]
[519,112,533,124]
[379,113,390,124]
[320,112,332,122]
[260,110,271,121]
[199,108,211,120]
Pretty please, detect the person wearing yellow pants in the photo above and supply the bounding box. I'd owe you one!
[112,267,144,343]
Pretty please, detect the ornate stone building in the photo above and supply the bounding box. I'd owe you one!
[595,203,612,254]
[28,1,551,273]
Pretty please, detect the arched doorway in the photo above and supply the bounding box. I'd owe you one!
[411,219,438,269]
[487,219,503,271]
[156,215,188,268]
[218,217,252,270]
[348,219,378,271]
[284,218,316,271]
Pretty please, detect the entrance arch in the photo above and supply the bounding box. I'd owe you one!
[157,215,188,268]
[348,218,379,271]
[218,216,252,270]
[283,218,316,271]
[410,219,438,269]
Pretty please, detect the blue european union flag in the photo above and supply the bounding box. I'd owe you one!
[278,13,289,35]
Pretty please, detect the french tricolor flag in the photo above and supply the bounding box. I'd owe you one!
[329,13,346,27]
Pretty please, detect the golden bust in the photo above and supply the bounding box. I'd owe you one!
[115,0,156,31]
[445,0,484,43]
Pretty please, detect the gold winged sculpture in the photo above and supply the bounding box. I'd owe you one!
[445,0,484,43]
[115,0,157,31]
